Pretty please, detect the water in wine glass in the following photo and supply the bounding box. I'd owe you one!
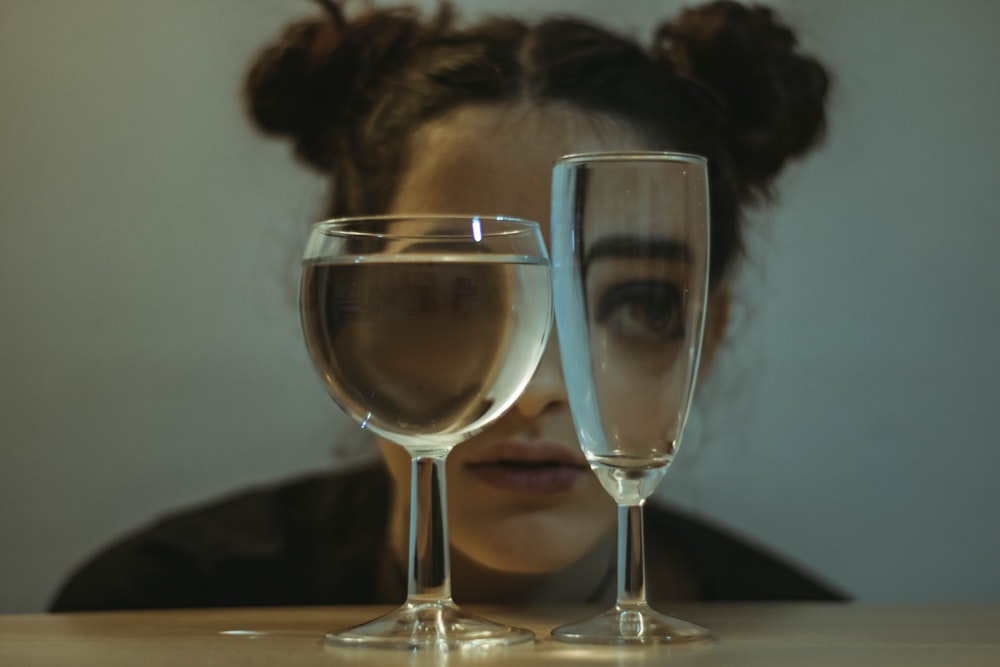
[302,254,551,452]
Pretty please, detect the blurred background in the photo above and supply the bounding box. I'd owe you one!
[2,0,998,612]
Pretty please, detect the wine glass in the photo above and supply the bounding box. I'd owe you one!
[300,215,551,649]
[549,152,713,644]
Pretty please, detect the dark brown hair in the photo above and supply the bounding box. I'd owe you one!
[244,0,830,285]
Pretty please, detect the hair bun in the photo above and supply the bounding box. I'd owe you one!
[244,2,453,172]
[654,0,831,193]
[244,15,345,171]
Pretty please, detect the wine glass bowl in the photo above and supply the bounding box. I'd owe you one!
[300,215,551,649]
[550,152,713,644]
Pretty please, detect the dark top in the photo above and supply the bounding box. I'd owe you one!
[50,463,844,611]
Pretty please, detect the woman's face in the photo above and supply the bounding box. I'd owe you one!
[378,103,724,578]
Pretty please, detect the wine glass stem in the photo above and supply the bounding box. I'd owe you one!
[408,454,452,604]
[617,502,647,608]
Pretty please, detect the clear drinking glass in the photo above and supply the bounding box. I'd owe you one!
[300,215,552,649]
[550,153,713,644]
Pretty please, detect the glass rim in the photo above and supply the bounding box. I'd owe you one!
[553,151,707,166]
[310,214,541,238]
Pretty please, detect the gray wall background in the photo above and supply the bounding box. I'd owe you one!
[2,0,998,612]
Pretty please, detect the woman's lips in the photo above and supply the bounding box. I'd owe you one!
[463,441,589,494]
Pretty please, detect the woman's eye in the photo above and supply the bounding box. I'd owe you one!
[594,281,685,342]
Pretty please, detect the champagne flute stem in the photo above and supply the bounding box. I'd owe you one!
[408,454,452,604]
[617,502,647,608]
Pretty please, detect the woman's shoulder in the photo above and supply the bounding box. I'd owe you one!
[50,462,391,611]
[645,502,847,601]
[136,461,390,555]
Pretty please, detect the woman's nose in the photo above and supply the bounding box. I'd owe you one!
[514,335,567,419]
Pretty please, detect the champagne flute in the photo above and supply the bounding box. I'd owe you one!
[300,215,551,649]
[550,153,712,644]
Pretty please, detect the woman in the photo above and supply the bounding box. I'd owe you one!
[51,0,842,611]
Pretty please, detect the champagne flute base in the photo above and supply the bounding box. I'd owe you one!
[325,599,535,650]
[551,602,711,645]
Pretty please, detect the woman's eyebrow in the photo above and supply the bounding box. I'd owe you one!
[585,236,691,263]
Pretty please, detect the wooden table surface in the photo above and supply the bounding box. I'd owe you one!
[3,603,999,666]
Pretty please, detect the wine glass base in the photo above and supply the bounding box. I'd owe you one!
[325,599,535,650]
[551,603,711,645]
